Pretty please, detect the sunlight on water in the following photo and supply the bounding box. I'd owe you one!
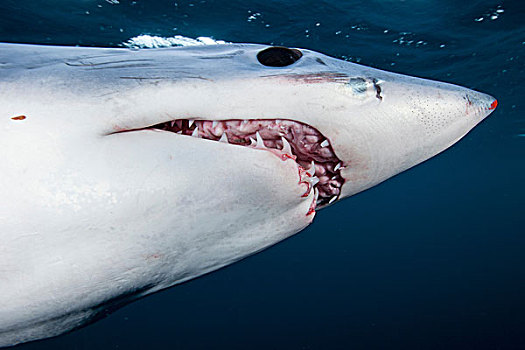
[124,34,227,49]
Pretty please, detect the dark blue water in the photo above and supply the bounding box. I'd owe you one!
[2,1,524,349]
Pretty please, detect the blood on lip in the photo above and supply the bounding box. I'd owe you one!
[281,154,296,161]
[298,166,312,198]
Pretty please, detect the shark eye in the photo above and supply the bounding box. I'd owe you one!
[257,46,302,67]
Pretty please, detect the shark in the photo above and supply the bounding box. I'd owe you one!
[0,43,497,347]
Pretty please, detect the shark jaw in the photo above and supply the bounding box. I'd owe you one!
[147,118,345,209]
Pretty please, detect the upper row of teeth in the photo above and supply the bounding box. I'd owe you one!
[193,126,329,147]
[170,120,331,147]
[169,120,343,174]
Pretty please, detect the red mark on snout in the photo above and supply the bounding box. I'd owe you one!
[11,115,26,120]
[489,99,498,110]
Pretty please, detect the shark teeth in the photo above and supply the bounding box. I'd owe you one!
[310,176,320,187]
[281,136,292,155]
[328,195,337,204]
[191,127,199,137]
[320,139,329,148]
[188,120,194,127]
[212,121,218,128]
[219,132,228,143]
[334,162,342,172]
[255,131,265,148]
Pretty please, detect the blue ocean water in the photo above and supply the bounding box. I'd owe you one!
[1,0,524,349]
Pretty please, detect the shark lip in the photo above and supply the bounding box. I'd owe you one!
[148,118,345,207]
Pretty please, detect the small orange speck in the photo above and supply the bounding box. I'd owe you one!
[489,99,498,110]
[11,115,26,120]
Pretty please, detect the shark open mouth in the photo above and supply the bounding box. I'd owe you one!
[149,119,345,207]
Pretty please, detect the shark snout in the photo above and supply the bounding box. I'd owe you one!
[384,78,497,143]
[333,76,497,199]
[465,90,497,118]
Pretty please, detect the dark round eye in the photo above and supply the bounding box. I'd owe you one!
[257,46,303,67]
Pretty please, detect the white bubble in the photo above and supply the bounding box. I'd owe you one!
[123,35,228,49]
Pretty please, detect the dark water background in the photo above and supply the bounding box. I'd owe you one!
[1,0,524,349]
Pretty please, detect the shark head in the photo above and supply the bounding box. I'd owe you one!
[83,44,496,206]
[0,43,496,346]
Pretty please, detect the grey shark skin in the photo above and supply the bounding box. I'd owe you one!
[0,43,496,347]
